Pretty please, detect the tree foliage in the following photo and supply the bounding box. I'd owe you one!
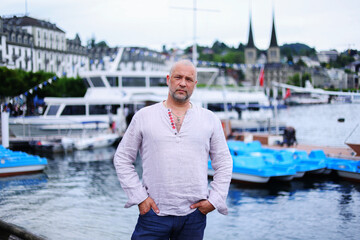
[0,67,86,101]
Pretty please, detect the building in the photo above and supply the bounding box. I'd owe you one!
[244,11,290,86]
[317,50,339,63]
[0,15,88,77]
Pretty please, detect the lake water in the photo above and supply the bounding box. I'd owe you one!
[1,104,360,240]
[277,103,360,147]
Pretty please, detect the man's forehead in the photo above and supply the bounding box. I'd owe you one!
[172,65,196,74]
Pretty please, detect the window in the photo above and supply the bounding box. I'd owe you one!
[122,77,146,87]
[89,104,121,115]
[46,105,60,116]
[247,51,254,58]
[150,77,167,87]
[270,50,277,57]
[106,76,119,87]
[248,102,260,111]
[110,105,120,114]
[89,105,108,115]
[61,105,86,115]
[90,77,105,87]
[82,78,90,88]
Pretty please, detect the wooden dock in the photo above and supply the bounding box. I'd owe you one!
[232,132,359,160]
[267,144,359,160]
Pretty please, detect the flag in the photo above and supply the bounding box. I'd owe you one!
[258,67,264,87]
[284,88,291,99]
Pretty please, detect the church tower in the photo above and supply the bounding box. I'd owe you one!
[267,13,280,63]
[245,14,257,65]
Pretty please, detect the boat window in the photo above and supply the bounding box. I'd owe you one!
[89,105,108,115]
[150,77,167,87]
[110,105,120,114]
[122,77,146,87]
[61,105,86,115]
[106,76,119,87]
[46,105,60,116]
[208,103,223,112]
[124,104,135,113]
[82,78,90,88]
[90,77,105,87]
[248,102,260,111]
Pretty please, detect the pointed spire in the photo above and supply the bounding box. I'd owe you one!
[246,13,255,48]
[269,11,278,47]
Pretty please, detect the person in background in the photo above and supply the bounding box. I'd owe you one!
[113,59,233,240]
[281,126,297,147]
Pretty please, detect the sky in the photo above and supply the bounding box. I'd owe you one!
[1,0,360,52]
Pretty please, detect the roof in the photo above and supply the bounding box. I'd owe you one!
[3,16,65,33]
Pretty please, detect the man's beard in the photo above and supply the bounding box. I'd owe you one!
[171,89,190,103]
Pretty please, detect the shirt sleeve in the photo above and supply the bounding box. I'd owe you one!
[208,117,233,215]
[113,112,148,208]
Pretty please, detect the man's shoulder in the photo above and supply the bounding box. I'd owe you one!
[194,104,219,120]
[135,102,162,116]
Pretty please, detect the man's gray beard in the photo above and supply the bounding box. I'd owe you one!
[171,91,190,103]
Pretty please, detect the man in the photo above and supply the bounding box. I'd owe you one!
[113,60,232,240]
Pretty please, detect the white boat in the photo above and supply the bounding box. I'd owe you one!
[9,47,282,138]
[62,132,120,150]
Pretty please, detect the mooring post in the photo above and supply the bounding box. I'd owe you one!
[1,110,10,148]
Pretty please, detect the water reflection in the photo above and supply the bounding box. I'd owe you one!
[0,173,48,192]
[1,146,360,240]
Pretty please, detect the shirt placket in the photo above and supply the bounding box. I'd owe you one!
[167,108,181,143]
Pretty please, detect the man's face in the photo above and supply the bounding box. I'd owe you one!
[166,64,197,103]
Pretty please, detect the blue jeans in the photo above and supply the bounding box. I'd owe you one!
[131,209,207,240]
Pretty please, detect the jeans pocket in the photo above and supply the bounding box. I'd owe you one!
[196,208,207,216]
[140,208,154,216]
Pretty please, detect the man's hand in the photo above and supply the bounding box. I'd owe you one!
[138,197,160,215]
[190,200,215,215]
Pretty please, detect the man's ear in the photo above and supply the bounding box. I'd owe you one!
[166,75,170,86]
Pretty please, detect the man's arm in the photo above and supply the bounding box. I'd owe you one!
[207,117,233,215]
[113,114,149,208]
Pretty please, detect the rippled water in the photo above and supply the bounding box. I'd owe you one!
[277,103,360,147]
[1,104,360,239]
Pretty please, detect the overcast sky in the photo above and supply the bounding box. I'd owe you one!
[2,0,359,52]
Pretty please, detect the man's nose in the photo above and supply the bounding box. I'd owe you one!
[179,78,186,86]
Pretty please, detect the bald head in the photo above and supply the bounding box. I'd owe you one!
[169,60,197,81]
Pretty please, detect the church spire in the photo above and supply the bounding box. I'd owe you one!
[269,11,278,48]
[246,13,255,48]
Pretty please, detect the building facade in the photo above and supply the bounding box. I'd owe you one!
[0,15,88,77]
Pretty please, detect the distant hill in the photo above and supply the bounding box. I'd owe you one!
[280,43,316,56]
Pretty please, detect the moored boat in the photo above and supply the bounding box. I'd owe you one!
[0,145,48,177]
[326,157,360,182]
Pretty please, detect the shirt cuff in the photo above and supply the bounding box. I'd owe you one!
[208,190,228,215]
[124,186,149,208]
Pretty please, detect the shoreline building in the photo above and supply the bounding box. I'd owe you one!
[0,15,88,77]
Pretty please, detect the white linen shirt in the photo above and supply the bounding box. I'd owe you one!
[113,102,232,216]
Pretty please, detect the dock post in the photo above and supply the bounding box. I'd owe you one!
[1,110,10,148]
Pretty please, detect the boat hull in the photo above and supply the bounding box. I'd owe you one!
[337,170,360,182]
[346,143,360,157]
[0,165,46,177]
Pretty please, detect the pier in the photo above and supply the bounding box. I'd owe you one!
[0,219,46,240]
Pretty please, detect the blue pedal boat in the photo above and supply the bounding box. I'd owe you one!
[0,145,48,177]
[326,157,360,182]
